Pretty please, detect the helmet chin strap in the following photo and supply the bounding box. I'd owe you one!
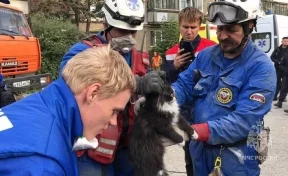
[235,35,248,52]
[104,25,114,41]
[227,20,255,54]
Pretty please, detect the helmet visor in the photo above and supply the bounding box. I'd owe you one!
[103,4,144,26]
[207,1,248,24]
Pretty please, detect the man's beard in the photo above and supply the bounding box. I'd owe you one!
[219,38,240,53]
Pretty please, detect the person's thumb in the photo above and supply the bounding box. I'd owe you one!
[134,97,146,116]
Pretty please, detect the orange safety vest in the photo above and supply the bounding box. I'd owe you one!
[76,35,149,164]
[152,55,162,68]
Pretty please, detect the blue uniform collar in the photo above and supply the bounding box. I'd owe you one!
[211,38,255,69]
[97,31,108,44]
[39,78,83,143]
[123,51,132,67]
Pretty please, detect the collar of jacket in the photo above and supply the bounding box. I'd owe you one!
[39,77,83,144]
[211,38,255,69]
[180,35,201,52]
[97,31,109,44]
[279,45,288,49]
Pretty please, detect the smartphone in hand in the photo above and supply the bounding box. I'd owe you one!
[179,41,195,61]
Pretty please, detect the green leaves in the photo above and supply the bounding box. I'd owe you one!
[149,21,179,58]
[29,0,105,26]
[31,13,83,80]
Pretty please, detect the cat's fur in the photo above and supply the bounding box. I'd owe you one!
[129,85,194,176]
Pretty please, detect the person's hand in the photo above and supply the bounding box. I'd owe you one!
[135,71,165,95]
[134,97,146,116]
[174,49,193,70]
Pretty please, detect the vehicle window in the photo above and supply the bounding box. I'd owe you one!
[0,7,32,37]
[251,32,271,53]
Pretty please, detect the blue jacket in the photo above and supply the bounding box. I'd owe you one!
[59,32,136,176]
[0,78,83,176]
[172,39,276,175]
[172,39,276,145]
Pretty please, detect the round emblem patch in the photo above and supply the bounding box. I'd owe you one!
[217,88,233,104]
[126,0,140,11]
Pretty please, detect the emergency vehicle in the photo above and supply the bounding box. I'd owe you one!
[251,14,288,57]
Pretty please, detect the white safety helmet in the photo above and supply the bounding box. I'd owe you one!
[102,0,145,30]
[207,0,265,26]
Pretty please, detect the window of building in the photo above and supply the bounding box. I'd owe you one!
[180,0,186,10]
[147,0,179,10]
[251,32,272,53]
[0,7,32,36]
[195,0,203,12]
[179,0,203,11]
[151,31,162,47]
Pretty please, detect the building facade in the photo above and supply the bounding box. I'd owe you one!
[262,0,288,16]
[5,0,216,52]
[135,0,180,51]
[137,0,215,52]
[8,0,29,14]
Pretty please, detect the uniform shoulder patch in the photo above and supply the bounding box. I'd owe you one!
[250,93,266,103]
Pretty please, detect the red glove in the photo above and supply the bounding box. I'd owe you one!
[191,123,210,142]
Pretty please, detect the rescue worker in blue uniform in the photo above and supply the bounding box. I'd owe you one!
[60,0,165,175]
[172,0,276,175]
[0,46,137,175]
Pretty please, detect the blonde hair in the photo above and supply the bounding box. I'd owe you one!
[179,7,203,25]
[62,45,136,99]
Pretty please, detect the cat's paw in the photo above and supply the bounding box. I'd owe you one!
[177,140,185,147]
[157,170,169,176]
[191,131,199,140]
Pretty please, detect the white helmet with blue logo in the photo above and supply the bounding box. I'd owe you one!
[102,0,145,30]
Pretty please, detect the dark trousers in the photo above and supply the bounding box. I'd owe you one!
[180,105,194,176]
[279,75,288,101]
[275,69,283,99]
[183,141,194,176]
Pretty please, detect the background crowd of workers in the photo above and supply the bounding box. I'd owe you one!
[0,0,277,175]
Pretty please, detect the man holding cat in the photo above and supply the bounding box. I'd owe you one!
[171,0,276,175]
[164,7,216,176]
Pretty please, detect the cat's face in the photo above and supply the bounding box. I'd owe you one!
[157,85,179,116]
[157,85,175,105]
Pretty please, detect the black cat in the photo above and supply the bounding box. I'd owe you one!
[129,85,195,176]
